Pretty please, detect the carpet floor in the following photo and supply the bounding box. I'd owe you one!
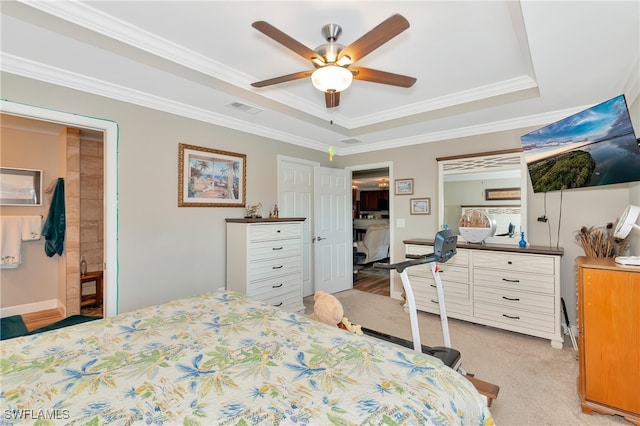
[303,289,631,426]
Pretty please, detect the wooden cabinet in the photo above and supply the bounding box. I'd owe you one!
[576,257,640,424]
[405,240,563,348]
[359,190,389,211]
[226,218,305,313]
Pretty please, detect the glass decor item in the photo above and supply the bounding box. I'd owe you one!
[519,232,527,248]
[80,256,87,276]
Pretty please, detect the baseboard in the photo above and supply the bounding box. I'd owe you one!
[0,299,59,318]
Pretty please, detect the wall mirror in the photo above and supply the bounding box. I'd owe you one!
[437,149,528,245]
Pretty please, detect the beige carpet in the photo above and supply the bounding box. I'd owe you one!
[303,289,631,426]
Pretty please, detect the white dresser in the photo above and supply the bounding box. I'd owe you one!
[405,239,564,348]
[226,218,306,313]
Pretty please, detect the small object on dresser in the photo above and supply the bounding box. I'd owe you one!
[273,204,279,218]
[519,232,527,248]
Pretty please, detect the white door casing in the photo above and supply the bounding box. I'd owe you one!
[313,166,352,294]
[277,156,315,297]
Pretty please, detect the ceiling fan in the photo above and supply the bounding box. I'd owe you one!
[251,14,417,108]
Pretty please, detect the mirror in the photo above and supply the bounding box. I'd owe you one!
[437,149,528,245]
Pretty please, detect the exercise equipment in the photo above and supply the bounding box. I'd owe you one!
[362,229,462,370]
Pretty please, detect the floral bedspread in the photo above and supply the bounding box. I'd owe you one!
[1,291,494,425]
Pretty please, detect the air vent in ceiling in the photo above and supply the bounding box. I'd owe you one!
[228,102,263,114]
[341,138,362,144]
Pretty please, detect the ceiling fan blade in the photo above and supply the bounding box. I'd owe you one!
[325,91,340,108]
[338,14,409,63]
[252,21,323,64]
[251,70,313,87]
[351,67,416,88]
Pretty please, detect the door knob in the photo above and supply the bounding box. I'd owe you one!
[313,236,326,243]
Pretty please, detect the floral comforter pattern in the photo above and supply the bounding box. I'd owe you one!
[1,291,494,425]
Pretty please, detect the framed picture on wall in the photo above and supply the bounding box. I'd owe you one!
[0,167,42,206]
[410,197,431,215]
[178,143,246,207]
[395,178,414,195]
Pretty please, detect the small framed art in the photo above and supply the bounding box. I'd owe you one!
[410,197,431,215]
[395,178,414,195]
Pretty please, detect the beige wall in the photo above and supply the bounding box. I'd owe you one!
[2,71,638,326]
[335,99,640,327]
[0,124,60,306]
[1,72,329,314]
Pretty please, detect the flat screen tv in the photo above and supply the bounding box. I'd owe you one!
[520,94,640,193]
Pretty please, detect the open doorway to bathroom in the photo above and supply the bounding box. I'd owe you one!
[351,166,391,297]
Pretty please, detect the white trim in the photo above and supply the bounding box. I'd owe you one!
[0,99,119,318]
[0,298,58,318]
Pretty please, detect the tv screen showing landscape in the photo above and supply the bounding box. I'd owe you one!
[521,95,640,193]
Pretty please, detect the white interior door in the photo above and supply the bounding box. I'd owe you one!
[277,156,314,297]
[313,166,352,294]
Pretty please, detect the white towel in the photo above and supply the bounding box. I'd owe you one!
[21,215,42,241]
[0,216,23,269]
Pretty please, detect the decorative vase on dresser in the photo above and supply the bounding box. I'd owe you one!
[226,218,306,313]
[576,257,640,425]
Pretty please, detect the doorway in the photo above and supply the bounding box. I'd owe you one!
[348,163,392,297]
[1,100,118,317]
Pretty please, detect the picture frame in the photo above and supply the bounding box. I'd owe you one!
[0,167,42,206]
[395,178,414,195]
[485,187,521,201]
[410,197,431,215]
[178,143,246,207]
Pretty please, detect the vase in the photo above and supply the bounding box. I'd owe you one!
[519,232,527,248]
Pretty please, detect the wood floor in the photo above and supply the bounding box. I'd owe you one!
[22,307,65,332]
[353,264,391,296]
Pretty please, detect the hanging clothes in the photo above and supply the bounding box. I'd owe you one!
[42,178,65,257]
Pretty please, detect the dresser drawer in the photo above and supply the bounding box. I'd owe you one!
[474,286,555,314]
[249,239,301,261]
[473,251,555,275]
[247,274,301,299]
[473,269,555,294]
[412,277,471,315]
[474,301,555,333]
[406,244,469,267]
[248,257,302,281]
[261,290,303,312]
[408,264,469,284]
[250,223,301,241]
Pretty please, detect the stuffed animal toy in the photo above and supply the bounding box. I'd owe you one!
[338,316,363,335]
[309,290,344,326]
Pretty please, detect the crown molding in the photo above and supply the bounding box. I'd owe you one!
[1,53,325,152]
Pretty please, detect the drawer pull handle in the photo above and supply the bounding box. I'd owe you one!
[502,296,520,301]
[272,265,284,269]
[507,261,513,265]
[272,283,283,288]
[430,284,436,288]
[277,230,281,233]
[502,314,520,320]
[502,278,520,283]
[430,299,439,304]
[274,302,283,307]
[272,246,284,251]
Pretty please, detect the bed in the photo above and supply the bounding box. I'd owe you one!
[1,291,493,425]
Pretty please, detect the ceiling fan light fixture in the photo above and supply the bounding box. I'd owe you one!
[311,65,353,93]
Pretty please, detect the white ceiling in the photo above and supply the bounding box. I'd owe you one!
[1,1,638,156]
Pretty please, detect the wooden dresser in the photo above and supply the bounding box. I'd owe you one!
[404,239,564,348]
[226,218,306,313]
[576,257,640,425]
